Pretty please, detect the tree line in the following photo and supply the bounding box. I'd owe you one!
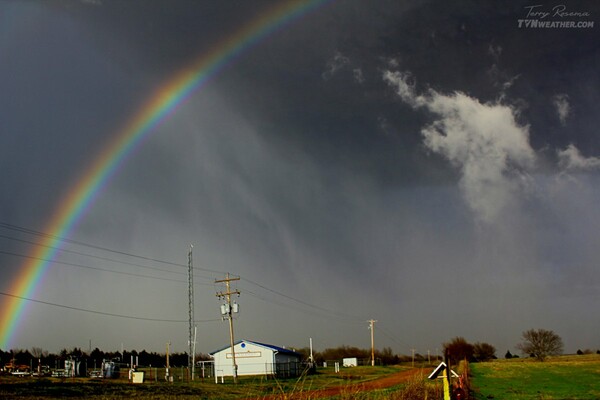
[1,346,403,369]
[2,328,595,369]
[0,347,212,369]
[444,328,598,363]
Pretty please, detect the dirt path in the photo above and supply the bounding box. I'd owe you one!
[252,368,424,399]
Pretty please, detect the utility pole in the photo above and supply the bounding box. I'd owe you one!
[216,273,240,383]
[166,341,171,382]
[188,245,195,381]
[411,348,416,367]
[368,319,377,366]
[192,326,197,380]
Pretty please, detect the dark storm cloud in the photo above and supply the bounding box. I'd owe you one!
[1,0,600,355]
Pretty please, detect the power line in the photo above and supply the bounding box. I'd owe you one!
[0,221,223,274]
[0,243,366,324]
[0,249,216,286]
[241,277,366,322]
[0,222,220,283]
[377,322,411,349]
[0,221,371,325]
[242,288,364,324]
[0,233,189,277]
[0,290,220,323]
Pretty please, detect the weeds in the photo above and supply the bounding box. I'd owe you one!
[0,366,438,399]
[390,375,442,400]
[252,372,441,399]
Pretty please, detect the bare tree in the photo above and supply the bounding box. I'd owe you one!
[517,329,563,361]
[30,347,48,359]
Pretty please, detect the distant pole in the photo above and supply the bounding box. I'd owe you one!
[188,245,195,381]
[309,338,314,363]
[411,349,416,367]
[428,350,431,364]
[192,326,197,381]
[165,342,171,382]
[368,320,377,366]
[216,273,241,383]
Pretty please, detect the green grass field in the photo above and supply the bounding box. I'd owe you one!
[470,354,600,400]
[16,357,600,400]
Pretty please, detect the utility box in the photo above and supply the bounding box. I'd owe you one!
[132,372,144,383]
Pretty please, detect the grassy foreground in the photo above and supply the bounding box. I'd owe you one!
[470,354,600,399]
[0,365,439,399]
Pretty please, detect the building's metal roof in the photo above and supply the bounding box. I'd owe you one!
[209,339,302,357]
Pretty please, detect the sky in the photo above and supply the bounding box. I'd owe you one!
[1,0,599,358]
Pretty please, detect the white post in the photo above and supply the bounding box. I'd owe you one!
[192,326,197,380]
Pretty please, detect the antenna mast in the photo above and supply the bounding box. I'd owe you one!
[188,245,195,380]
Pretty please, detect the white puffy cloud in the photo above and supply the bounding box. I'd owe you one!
[322,52,365,84]
[553,93,570,126]
[558,144,600,171]
[322,51,350,80]
[384,70,536,223]
[487,43,502,61]
[383,71,422,106]
[353,68,365,84]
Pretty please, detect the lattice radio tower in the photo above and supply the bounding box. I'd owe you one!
[188,245,195,379]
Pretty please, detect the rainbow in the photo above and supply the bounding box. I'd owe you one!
[0,0,331,350]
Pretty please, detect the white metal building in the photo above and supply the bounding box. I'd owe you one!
[210,340,303,378]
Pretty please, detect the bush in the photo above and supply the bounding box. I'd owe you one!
[473,342,496,362]
[443,337,474,365]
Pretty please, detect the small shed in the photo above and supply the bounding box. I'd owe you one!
[210,340,303,378]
